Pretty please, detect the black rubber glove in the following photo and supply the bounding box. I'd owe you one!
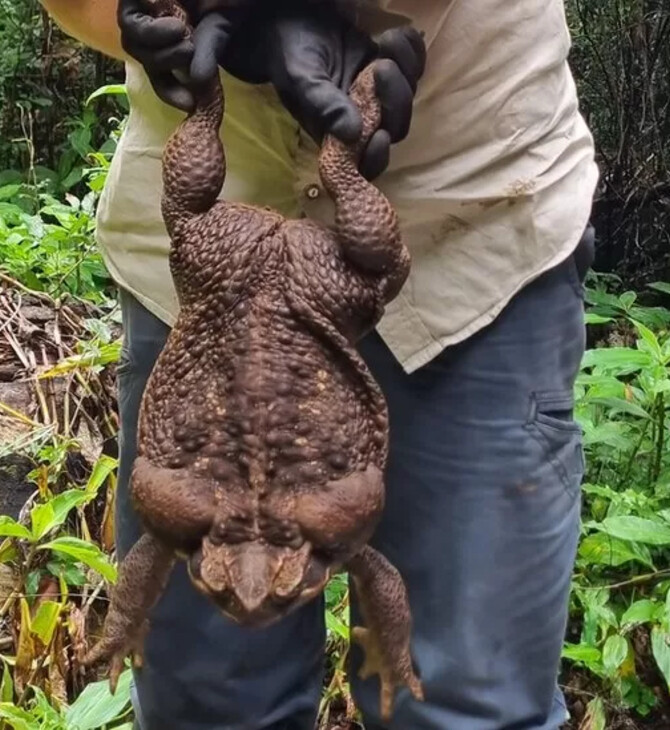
[118,0,246,112]
[191,4,427,180]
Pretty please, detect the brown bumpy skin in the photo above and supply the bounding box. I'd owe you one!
[348,546,424,720]
[84,0,421,718]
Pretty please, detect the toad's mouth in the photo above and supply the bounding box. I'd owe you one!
[187,538,331,627]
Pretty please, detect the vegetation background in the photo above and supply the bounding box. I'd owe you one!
[0,1,669,728]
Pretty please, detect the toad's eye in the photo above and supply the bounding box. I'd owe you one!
[272,526,304,548]
[212,514,254,544]
[279,529,305,549]
[312,543,348,563]
[259,517,304,548]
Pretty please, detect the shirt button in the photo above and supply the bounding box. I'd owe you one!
[304,184,321,200]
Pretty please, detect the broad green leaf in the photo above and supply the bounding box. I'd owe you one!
[622,600,661,628]
[29,687,61,723]
[585,313,613,325]
[0,540,19,564]
[82,318,113,342]
[632,320,663,360]
[631,306,670,330]
[580,606,599,646]
[0,185,21,201]
[61,166,83,191]
[40,341,122,377]
[595,516,670,546]
[47,559,87,587]
[576,372,626,389]
[30,601,61,645]
[69,127,92,158]
[648,282,670,296]
[586,397,651,420]
[581,697,606,730]
[582,483,618,499]
[65,668,132,729]
[0,517,32,542]
[652,380,670,396]
[325,609,349,640]
[585,288,623,310]
[0,202,25,223]
[324,572,348,606]
[0,170,22,186]
[0,661,13,703]
[86,84,127,105]
[30,490,89,541]
[24,571,41,600]
[39,537,117,582]
[603,634,628,675]
[581,599,617,639]
[581,347,652,374]
[85,455,118,498]
[619,291,637,310]
[579,373,628,394]
[562,642,601,666]
[651,627,670,690]
[0,703,36,730]
[578,534,654,568]
[581,421,632,450]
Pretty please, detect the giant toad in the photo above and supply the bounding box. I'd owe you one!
[84,0,423,719]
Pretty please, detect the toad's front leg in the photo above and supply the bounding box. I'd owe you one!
[347,545,423,721]
[82,533,175,692]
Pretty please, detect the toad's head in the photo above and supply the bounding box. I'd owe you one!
[188,536,330,626]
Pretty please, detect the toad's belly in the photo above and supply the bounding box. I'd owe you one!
[136,308,387,490]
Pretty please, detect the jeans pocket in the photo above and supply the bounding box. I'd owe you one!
[526,390,585,497]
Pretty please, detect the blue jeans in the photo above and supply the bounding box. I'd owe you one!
[118,231,592,730]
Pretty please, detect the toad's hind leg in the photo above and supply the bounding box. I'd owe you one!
[82,534,174,692]
[347,545,423,721]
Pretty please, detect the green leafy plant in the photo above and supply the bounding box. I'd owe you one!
[585,278,670,331]
[562,276,670,722]
[0,84,126,304]
[0,444,121,721]
[0,669,132,730]
[320,573,353,727]
[0,453,118,602]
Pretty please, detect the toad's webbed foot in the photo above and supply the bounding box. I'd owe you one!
[347,545,423,720]
[82,533,175,692]
[82,615,148,693]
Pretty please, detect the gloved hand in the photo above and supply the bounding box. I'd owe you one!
[117,0,247,111]
[191,4,427,180]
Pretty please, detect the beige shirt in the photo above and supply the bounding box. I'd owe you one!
[96,0,599,374]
